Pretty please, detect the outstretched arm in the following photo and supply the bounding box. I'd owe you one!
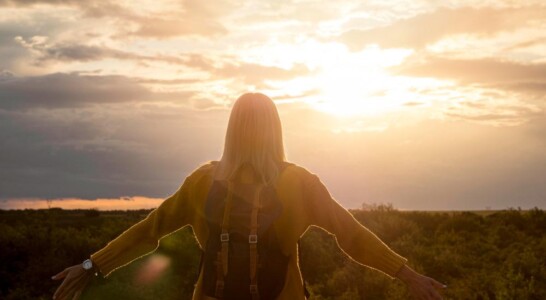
[90,175,195,277]
[51,166,205,300]
[303,173,407,277]
[303,172,445,299]
[51,178,194,300]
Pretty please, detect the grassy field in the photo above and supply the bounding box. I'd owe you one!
[1,207,544,299]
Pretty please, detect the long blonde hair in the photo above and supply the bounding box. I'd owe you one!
[216,93,286,185]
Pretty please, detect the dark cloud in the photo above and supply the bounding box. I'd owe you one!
[393,56,546,81]
[0,0,83,6]
[444,111,543,124]
[12,39,312,87]
[446,101,545,124]
[38,44,145,62]
[128,17,227,38]
[0,70,15,79]
[0,16,69,70]
[132,77,202,85]
[393,55,546,123]
[0,31,25,70]
[0,0,125,15]
[116,1,233,39]
[15,38,188,65]
[485,81,546,95]
[337,6,546,50]
[390,55,546,93]
[0,72,150,110]
[3,106,545,209]
[0,0,230,38]
[0,71,223,111]
[0,102,227,200]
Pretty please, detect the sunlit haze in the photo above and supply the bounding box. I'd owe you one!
[1,0,545,210]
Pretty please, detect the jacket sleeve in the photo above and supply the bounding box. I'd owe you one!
[303,172,407,278]
[90,174,195,278]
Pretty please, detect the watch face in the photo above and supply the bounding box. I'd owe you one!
[83,260,93,270]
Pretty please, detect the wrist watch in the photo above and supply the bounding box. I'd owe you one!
[82,259,94,271]
[82,258,99,276]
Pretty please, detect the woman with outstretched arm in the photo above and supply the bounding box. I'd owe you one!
[52,93,445,300]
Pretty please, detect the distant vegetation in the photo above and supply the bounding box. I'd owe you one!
[1,206,544,299]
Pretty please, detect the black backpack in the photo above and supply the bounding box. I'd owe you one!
[200,165,292,300]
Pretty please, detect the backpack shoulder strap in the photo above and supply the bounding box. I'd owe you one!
[249,184,264,300]
[298,239,311,299]
[215,181,235,298]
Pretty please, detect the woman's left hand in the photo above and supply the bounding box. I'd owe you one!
[51,264,93,300]
[396,264,446,300]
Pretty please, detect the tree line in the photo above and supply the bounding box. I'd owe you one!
[0,206,544,299]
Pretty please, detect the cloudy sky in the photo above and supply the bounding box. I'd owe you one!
[1,0,545,210]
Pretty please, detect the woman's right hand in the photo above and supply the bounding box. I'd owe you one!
[51,264,93,300]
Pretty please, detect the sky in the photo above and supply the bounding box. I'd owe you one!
[0,0,545,210]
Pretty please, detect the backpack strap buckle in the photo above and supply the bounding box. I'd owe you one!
[220,233,230,242]
[250,284,259,294]
[215,280,225,297]
[248,234,258,244]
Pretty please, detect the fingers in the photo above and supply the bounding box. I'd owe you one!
[72,289,82,300]
[425,278,445,300]
[52,268,69,280]
[418,287,442,300]
[54,269,91,300]
[408,276,446,300]
[53,272,72,299]
[72,275,92,300]
[429,278,447,290]
[426,285,443,300]
[56,273,88,300]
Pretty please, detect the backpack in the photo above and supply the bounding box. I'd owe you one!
[200,163,292,300]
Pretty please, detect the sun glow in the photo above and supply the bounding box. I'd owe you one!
[308,45,415,117]
[231,41,423,118]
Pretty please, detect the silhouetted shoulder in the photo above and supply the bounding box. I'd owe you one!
[281,162,320,183]
[184,160,218,184]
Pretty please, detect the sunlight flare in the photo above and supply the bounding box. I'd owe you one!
[134,254,171,285]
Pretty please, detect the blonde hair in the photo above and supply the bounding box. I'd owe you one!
[217,93,286,185]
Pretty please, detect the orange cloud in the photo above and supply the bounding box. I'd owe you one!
[129,17,227,38]
[337,7,546,50]
[390,55,546,89]
[0,196,164,210]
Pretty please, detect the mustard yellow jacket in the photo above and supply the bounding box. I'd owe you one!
[91,161,407,299]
